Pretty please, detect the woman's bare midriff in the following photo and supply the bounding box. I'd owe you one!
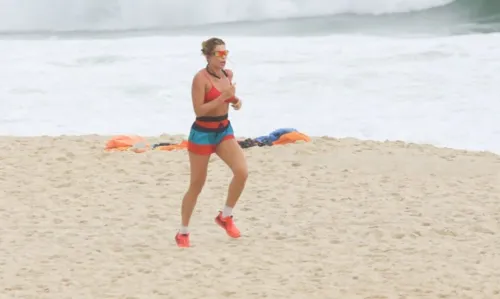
[204,104,229,117]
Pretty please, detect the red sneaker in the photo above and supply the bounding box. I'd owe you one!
[215,212,241,238]
[175,232,190,248]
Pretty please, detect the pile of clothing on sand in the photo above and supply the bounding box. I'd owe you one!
[236,128,310,148]
[104,128,311,153]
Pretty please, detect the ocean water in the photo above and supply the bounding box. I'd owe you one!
[1,0,499,153]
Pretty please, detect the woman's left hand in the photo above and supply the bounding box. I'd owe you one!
[232,98,242,110]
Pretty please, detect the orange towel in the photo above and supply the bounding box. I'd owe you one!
[272,131,311,145]
[105,135,149,152]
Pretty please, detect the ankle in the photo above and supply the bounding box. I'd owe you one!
[221,205,233,218]
[179,226,189,234]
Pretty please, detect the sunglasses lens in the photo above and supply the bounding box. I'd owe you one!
[215,50,228,57]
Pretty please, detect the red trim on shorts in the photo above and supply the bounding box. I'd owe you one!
[187,142,216,155]
[187,135,235,155]
[221,134,235,142]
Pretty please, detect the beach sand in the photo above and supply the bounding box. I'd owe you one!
[1,134,499,299]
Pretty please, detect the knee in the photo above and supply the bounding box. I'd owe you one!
[188,178,205,196]
[233,166,248,182]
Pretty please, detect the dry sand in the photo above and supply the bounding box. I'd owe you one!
[1,134,500,299]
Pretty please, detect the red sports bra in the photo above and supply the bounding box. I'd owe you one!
[203,70,236,104]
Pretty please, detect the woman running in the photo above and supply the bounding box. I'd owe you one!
[175,37,248,248]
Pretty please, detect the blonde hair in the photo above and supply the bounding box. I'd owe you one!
[201,37,225,56]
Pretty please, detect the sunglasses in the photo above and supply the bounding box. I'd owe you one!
[213,50,229,57]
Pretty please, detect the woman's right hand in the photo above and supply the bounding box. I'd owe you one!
[219,84,236,102]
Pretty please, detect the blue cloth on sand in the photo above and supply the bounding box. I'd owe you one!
[255,128,297,143]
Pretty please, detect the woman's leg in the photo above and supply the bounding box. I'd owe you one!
[216,138,248,209]
[176,138,212,247]
[181,151,211,228]
[180,126,216,234]
[214,138,248,238]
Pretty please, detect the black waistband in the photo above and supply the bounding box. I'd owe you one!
[191,121,230,133]
[196,114,228,122]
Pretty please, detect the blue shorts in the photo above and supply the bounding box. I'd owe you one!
[187,114,235,155]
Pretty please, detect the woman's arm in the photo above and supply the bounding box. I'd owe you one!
[225,69,242,108]
[191,73,225,116]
